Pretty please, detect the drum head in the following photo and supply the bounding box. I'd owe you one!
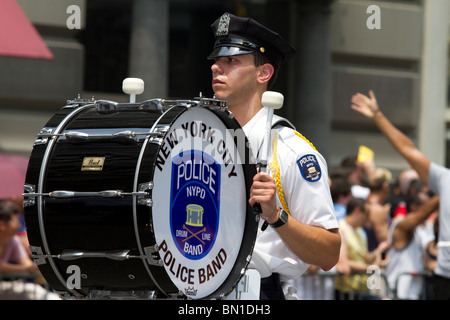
[152,106,257,299]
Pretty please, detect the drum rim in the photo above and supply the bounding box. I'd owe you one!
[30,103,97,298]
[150,104,258,299]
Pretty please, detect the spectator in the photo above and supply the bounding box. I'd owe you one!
[388,169,420,219]
[340,156,371,199]
[330,174,353,221]
[0,200,60,300]
[351,90,450,299]
[385,194,438,299]
[1,198,31,256]
[365,167,393,251]
[335,197,390,299]
[367,167,392,206]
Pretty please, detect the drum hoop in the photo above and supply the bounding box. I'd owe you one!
[150,104,258,299]
[36,103,97,297]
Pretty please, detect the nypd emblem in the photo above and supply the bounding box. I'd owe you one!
[170,150,221,260]
[297,154,321,182]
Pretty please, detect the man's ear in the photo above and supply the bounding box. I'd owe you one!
[257,63,274,85]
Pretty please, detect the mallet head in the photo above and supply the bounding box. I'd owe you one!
[262,91,284,110]
[122,78,144,95]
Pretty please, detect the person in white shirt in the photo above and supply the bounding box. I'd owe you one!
[386,193,438,299]
[208,12,340,299]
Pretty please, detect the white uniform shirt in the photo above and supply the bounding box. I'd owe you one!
[244,107,339,281]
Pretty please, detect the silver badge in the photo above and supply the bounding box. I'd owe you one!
[216,13,230,36]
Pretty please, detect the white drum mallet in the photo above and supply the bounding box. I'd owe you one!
[256,91,284,231]
[122,78,144,103]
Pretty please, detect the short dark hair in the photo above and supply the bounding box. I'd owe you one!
[346,197,366,216]
[253,53,279,90]
[0,200,20,223]
[330,176,352,203]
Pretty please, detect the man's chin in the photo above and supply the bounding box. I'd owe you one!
[212,92,226,101]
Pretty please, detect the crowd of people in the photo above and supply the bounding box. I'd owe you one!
[290,90,448,300]
[289,155,440,299]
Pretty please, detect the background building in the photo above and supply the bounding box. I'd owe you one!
[1,0,449,178]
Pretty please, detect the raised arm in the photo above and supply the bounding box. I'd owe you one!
[351,90,431,184]
[392,195,439,249]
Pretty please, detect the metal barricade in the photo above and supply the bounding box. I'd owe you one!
[293,269,389,300]
[0,272,60,300]
[294,269,438,300]
[392,270,434,300]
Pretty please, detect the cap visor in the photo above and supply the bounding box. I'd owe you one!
[207,46,255,60]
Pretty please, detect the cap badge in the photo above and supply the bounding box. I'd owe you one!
[216,13,230,36]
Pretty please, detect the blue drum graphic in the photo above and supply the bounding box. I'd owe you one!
[170,151,220,260]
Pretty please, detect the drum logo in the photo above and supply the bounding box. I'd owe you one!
[81,156,105,171]
[170,150,221,260]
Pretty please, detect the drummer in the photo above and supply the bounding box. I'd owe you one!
[208,12,341,299]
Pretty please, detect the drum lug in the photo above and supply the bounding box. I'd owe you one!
[148,125,169,145]
[143,245,163,266]
[23,184,37,207]
[34,127,53,146]
[29,245,47,265]
[138,182,153,206]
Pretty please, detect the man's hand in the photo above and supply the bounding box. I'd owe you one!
[249,172,279,224]
[350,90,380,119]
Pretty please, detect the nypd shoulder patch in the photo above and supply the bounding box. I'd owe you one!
[297,154,321,182]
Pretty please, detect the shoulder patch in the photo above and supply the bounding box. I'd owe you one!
[297,154,322,182]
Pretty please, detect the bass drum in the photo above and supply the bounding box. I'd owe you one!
[23,97,258,299]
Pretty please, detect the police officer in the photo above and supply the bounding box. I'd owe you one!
[208,13,340,299]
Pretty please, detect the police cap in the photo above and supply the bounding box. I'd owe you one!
[207,12,296,66]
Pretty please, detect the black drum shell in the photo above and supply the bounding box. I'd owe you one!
[24,105,179,296]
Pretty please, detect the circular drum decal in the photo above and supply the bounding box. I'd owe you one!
[170,150,220,260]
[152,107,247,299]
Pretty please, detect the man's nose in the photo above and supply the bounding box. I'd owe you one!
[211,60,223,74]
